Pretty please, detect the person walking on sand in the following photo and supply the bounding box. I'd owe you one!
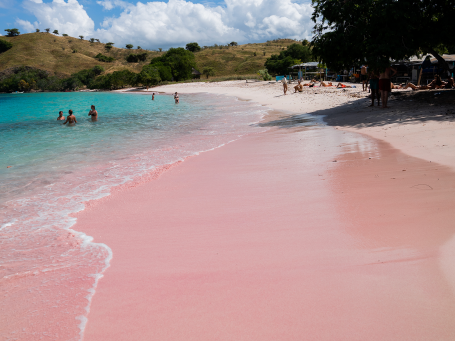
[88,105,98,121]
[361,65,368,91]
[281,75,288,95]
[57,111,65,121]
[369,70,380,107]
[379,66,397,108]
[174,92,179,104]
[63,110,77,125]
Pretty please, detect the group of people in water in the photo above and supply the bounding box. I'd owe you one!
[57,105,98,125]
[281,65,454,109]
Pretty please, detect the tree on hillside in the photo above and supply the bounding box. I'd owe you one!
[202,67,215,79]
[45,28,50,33]
[150,47,196,81]
[62,34,68,37]
[105,45,113,51]
[229,42,238,46]
[95,39,100,43]
[137,65,161,90]
[264,43,312,75]
[0,39,13,53]
[158,48,162,52]
[137,46,141,50]
[53,30,59,35]
[79,35,84,40]
[4,28,20,37]
[36,29,40,33]
[311,0,455,73]
[89,38,95,43]
[185,42,201,52]
[126,44,133,49]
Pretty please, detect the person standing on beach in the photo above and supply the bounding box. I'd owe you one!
[281,75,288,95]
[174,92,179,104]
[57,111,65,121]
[361,65,368,91]
[63,110,77,125]
[369,70,380,107]
[379,66,397,108]
[152,93,155,100]
[88,105,98,121]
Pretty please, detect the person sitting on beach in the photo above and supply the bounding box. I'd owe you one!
[336,83,352,88]
[443,76,454,89]
[57,111,65,121]
[88,105,98,121]
[63,110,77,125]
[294,80,304,93]
[174,92,179,104]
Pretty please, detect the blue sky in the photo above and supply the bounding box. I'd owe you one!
[1,0,314,50]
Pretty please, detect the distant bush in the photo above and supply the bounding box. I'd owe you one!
[126,53,147,63]
[36,29,40,33]
[0,67,61,92]
[126,44,133,49]
[0,39,13,53]
[257,69,272,81]
[4,28,20,37]
[62,33,68,37]
[53,30,59,35]
[45,28,50,33]
[185,42,201,52]
[95,53,115,62]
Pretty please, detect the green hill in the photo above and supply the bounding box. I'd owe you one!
[0,33,301,79]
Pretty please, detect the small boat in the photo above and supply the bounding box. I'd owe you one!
[13,91,24,94]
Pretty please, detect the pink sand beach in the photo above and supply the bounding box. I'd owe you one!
[73,83,455,340]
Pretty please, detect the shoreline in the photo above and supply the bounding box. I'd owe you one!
[73,83,455,339]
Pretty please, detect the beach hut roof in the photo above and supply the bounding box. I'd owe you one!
[430,54,455,63]
[290,62,319,68]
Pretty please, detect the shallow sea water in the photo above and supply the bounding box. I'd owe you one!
[0,91,267,340]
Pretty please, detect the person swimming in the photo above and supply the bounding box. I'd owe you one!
[57,111,65,121]
[63,110,77,125]
[88,105,98,121]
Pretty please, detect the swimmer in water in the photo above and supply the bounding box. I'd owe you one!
[174,92,179,104]
[152,93,155,100]
[88,105,98,121]
[57,111,65,121]
[63,110,77,125]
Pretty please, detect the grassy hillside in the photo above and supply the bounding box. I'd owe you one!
[0,33,300,79]
[0,33,162,77]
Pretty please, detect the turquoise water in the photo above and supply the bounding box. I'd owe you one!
[0,91,267,340]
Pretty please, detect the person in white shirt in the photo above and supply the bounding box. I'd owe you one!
[281,75,288,95]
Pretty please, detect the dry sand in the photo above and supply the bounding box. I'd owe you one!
[76,81,455,340]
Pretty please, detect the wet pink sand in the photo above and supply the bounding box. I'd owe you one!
[75,124,455,340]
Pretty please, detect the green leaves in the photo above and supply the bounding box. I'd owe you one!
[0,39,13,53]
[264,43,312,75]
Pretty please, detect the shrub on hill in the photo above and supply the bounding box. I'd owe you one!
[136,65,161,89]
[126,53,147,63]
[4,28,20,37]
[0,39,13,53]
[186,42,201,52]
[89,69,136,90]
[62,65,104,90]
[95,53,115,62]
[150,47,196,81]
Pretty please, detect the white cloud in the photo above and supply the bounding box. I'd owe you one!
[21,0,95,37]
[15,18,35,32]
[17,0,314,49]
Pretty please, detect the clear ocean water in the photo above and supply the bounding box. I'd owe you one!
[0,91,267,340]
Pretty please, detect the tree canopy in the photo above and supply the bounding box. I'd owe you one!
[53,30,59,35]
[4,28,20,37]
[126,44,134,49]
[264,43,312,75]
[311,0,455,72]
[185,42,201,52]
[150,48,196,81]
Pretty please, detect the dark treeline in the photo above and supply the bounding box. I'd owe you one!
[0,47,197,92]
